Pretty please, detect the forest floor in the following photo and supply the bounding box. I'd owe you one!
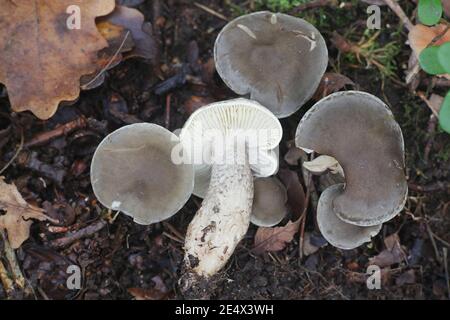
[0,0,449,300]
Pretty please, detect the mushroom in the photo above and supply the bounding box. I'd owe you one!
[179,98,282,285]
[90,123,194,225]
[214,11,328,118]
[317,184,382,250]
[191,148,279,199]
[296,91,408,227]
[251,177,288,227]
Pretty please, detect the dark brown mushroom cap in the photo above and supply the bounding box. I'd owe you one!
[250,177,288,227]
[317,184,382,250]
[214,11,328,118]
[91,123,194,225]
[296,91,408,226]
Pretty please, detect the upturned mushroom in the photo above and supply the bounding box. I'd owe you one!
[90,123,194,225]
[251,177,288,227]
[178,98,282,285]
[316,184,382,250]
[214,11,328,118]
[295,91,408,248]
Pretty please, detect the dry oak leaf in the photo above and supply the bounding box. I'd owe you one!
[0,0,116,119]
[254,219,300,254]
[0,177,57,249]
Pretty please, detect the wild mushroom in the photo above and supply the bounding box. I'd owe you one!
[214,11,328,118]
[317,184,382,250]
[296,91,408,227]
[251,177,288,227]
[179,98,282,285]
[90,123,194,225]
[190,148,279,199]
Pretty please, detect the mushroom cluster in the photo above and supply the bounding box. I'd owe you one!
[295,91,408,250]
[89,10,409,296]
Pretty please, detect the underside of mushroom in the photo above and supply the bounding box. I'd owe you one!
[179,99,282,292]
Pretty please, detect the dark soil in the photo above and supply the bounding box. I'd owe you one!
[0,0,449,300]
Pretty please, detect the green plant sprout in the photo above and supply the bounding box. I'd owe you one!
[417,0,450,133]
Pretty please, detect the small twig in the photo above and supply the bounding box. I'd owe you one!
[424,114,438,162]
[0,230,29,293]
[408,181,450,193]
[299,173,312,261]
[165,94,172,129]
[292,0,338,13]
[193,2,229,21]
[426,223,442,264]
[383,0,413,31]
[25,116,87,148]
[49,220,107,248]
[0,128,24,175]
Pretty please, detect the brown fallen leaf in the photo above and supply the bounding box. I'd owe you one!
[81,5,158,90]
[254,219,300,254]
[80,21,135,90]
[408,24,450,80]
[283,141,306,166]
[0,177,57,249]
[98,5,157,61]
[313,73,355,100]
[408,24,450,58]
[0,0,116,119]
[369,233,407,268]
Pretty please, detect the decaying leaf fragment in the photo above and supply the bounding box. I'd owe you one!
[81,5,158,90]
[0,0,116,119]
[254,219,300,254]
[0,177,56,249]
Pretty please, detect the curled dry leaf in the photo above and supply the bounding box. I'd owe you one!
[313,73,355,100]
[98,5,157,61]
[254,219,300,254]
[81,5,158,90]
[303,155,344,176]
[0,178,57,249]
[0,0,116,119]
[369,233,407,268]
[284,142,307,166]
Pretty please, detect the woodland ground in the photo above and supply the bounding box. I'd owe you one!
[0,0,449,300]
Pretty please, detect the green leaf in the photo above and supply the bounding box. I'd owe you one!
[418,0,443,26]
[419,46,447,74]
[438,42,450,73]
[439,91,450,134]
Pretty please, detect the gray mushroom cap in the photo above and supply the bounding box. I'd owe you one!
[251,177,288,227]
[296,91,408,226]
[214,11,328,118]
[91,123,194,225]
[317,184,382,250]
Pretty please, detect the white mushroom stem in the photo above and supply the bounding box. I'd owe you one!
[183,140,253,279]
